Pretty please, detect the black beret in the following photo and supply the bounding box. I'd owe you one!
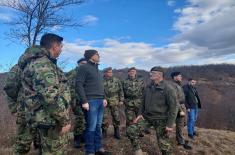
[128,67,136,72]
[103,67,112,73]
[170,71,181,79]
[150,66,165,73]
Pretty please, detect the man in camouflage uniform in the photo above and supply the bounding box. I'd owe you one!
[4,64,41,155]
[102,67,124,139]
[171,72,192,150]
[66,58,87,148]
[122,67,145,127]
[126,66,178,155]
[16,33,71,154]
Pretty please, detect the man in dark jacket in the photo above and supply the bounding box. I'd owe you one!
[126,66,178,155]
[183,78,201,139]
[76,50,111,155]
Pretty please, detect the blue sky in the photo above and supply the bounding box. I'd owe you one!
[0,0,235,72]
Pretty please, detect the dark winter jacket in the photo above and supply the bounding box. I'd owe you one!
[139,80,179,128]
[183,84,201,109]
[75,60,105,104]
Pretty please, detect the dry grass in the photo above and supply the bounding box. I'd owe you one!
[1,125,235,155]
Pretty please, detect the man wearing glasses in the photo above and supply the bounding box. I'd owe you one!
[76,50,111,155]
[127,66,178,155]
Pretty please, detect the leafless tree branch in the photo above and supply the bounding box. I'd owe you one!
[0,0,85,47]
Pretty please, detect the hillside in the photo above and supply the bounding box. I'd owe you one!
[0,64,235,154]
[113,64,235,131]
[1,64,235,131]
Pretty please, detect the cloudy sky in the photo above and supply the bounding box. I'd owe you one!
[0,0,235,72]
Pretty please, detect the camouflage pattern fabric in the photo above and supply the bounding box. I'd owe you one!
[4,64,22,102]
[124,105,139,126]
[176,104,187,144]
[17,46,71,154]
[14,112,41,154]
[4,64,41,154]
[102,76,124,131]
[66,68,85,136]
[14,111,33,154]
[170,81,187,144]
[127,119,173,155]
[122,77,144,126]
[103,105,120,131]
[72,105,85,137]
[38,125,70,155]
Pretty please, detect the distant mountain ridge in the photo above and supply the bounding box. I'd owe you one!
[1,64,235,131]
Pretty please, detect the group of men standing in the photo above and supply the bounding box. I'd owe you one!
[4,33,202,155]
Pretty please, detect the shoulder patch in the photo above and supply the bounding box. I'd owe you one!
[43,72,56,85]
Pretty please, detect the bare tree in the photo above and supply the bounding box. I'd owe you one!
[0,0,85,47]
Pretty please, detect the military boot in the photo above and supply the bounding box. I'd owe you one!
[144,129,151,134]
[114,127,121,139]
[34,144,42,155]
[102,129,107,138]
[74,135,82,148]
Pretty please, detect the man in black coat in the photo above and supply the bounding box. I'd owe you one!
[183,78,201,139]
[76,50,111,155]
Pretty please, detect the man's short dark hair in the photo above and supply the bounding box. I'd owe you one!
[128,67,136,72]
[40,33,63,49]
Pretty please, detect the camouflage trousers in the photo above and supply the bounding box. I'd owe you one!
[38,124,70,155]
[125,106,139,127]
[127,119,173,155]
[73,105,85,137]
[176,104,187,144]
[14,112,40,155]
[102,105,120,131]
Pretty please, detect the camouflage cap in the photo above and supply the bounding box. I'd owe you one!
[150,66,165,73]
[128,67,136,72]
[103,67,112,73]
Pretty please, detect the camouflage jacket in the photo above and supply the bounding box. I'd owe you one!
[104,76,124,106]
[66,67,80,110]
[170,81,185,105]
[4,64,22,113]
[122,76,144,100]
[17,46,71,126]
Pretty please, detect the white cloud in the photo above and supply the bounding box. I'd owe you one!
[60,38,233,71]
[60,0,235,71]
[172,0,235,60]
[0,13,12,22]
[50,25,62,32]
[81,15,99,25]
[167,0,176,7]
[174,0,235,32]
